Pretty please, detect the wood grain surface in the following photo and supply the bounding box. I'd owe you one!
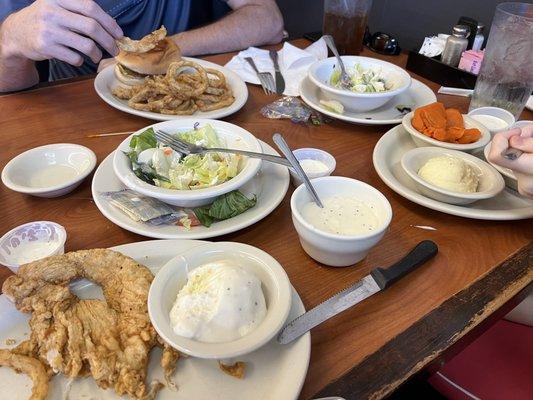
[0,40,532,399]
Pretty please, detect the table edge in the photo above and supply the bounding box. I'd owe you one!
[311,241,533,400]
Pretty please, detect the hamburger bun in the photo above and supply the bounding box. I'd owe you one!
[114,38,181,85]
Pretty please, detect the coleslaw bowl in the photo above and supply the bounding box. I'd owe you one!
[308,56,412,112]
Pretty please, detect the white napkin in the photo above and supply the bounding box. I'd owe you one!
[224,38,328,96]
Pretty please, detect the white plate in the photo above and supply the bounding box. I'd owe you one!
[526,95,533,112]
[94,57,248,121]
[373,125,533,220]
[92,141,289,239]
[0,239,310,400]
[299,76,436,125]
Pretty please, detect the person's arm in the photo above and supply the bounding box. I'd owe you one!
[171,0,284,56]
[0,0,122,92]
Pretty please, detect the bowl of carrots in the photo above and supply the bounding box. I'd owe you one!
[402,102,491,153]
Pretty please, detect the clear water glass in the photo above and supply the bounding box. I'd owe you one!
[469,2,533,118]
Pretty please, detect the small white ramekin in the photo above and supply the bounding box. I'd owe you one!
[0,221,67,272]
[289,148,336,187]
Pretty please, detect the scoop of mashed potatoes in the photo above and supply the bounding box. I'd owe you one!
[418,156,479,193]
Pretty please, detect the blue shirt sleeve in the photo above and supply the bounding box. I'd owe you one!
[0,0,31,23]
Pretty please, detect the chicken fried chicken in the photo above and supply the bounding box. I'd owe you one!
[2,249,179,400]
[0,349,49,400]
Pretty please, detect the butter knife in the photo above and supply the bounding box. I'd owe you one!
[277,240,438,344]
[269,50,285,94]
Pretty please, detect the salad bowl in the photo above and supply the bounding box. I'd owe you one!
[308,56,411,112]
[113,119,263,207]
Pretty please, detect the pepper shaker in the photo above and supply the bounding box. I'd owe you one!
[441,25,470,67]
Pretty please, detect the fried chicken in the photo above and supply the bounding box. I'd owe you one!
[0,349,49,400]
[2,249,179,400]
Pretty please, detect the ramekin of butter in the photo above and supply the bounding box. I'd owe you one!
[0,221,67,272]
[467,107,515,136]
[290,176,392,267]
[289,148,336,187]
[148,242,291,359]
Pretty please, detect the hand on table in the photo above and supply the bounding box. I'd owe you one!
[488,125,533,198]
[1,0,123,66]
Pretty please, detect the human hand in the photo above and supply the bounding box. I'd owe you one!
[488,125,533,198]
[1,0,122,66]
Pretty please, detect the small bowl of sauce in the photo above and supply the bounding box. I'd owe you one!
[0,221,67,273]
[289,148,336,187]
[467,107,515,136]
[290,176,392,267]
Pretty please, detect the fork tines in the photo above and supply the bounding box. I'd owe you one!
[261,73,276,95]
[154,130,189,154]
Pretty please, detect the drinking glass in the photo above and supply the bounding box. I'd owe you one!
[469,2,533,118]
[323,0,373,55]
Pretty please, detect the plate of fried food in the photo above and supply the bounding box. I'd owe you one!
[94,27,248,121]
[0,239,311,399]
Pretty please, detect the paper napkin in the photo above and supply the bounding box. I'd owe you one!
[224,38,328,96]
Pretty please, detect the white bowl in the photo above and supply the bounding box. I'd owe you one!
[148,242,292,359]
[290,176,392,267]
[1,144,96,197]
[401,147,505,205]
[308,56,412,112]
[113,119,263,207]
[467,107,515,136]
[483,142,518,190]
[513,120,533,129]
[289,148,336,187]
[0,221,67,273]
[402,112,491,153]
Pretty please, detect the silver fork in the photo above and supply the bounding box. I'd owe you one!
[154,130,291,167]
[244,57,275,95]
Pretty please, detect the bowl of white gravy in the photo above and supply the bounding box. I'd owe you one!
[290,176,392,267]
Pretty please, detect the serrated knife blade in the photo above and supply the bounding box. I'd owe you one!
[277,240,438,345]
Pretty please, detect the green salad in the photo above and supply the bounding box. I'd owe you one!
[126,124,242,190]
[330,64,390,93]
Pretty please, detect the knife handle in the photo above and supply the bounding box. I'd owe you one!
[269,50,280,71]
[370,240,438,290]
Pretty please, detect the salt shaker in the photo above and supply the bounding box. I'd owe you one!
[472,22,485,51]
[441,25,470,67]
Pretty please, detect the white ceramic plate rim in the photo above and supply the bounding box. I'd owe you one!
[0,239,310,400]
[401,147,505,200]
[149,242,292,359]
[112,119,262,200]
[402,112,491,151]
[91,141,290,239]
[94,57,248,121]
[373,125,533,220]
[308,56,412,98]
[299,77,437,125]
[1,143,97,194]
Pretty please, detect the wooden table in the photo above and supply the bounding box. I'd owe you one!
[1,40,532,400]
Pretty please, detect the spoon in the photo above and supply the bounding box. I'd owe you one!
[323,35,351,90]
[272,133,324,208]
